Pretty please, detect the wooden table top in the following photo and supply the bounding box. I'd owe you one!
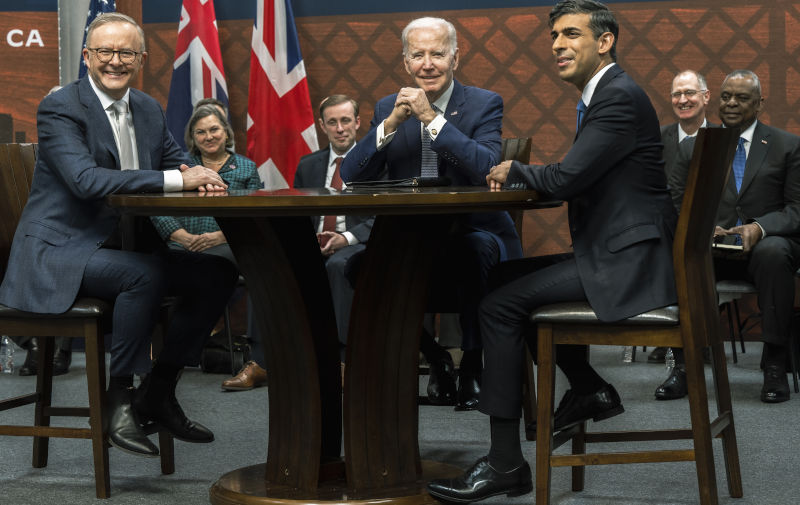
[107,186,560,217]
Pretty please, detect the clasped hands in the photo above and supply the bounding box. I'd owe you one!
[714,223,763,252]
[385,87,439,133]
[172,229,227,253]
[318,231,348,257]
[486,160,513,192]
[180,163,228,192]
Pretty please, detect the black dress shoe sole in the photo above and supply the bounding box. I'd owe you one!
[107,436,160,458]
[761,392,790,403]
[556,404,625,432]
[453,401,478,412]
[427,482,533,503]
[141,420,215,443]
[655,391,687,401]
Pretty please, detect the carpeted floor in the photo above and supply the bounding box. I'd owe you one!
[0,343,797,504]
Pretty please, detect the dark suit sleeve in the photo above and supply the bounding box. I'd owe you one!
[506,84,640,200]
[36,94,164,201]
[340,100,391,182]
[753,132,800,235]
[432,93,503,184]
[347,217,374,243]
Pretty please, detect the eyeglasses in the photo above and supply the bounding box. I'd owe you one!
[87,47,141,64]
[670,89,706,99]
[193,126,223,138]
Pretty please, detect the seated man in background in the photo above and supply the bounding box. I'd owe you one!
[428,1,677,500]
[294,95,372,363]
[341,16,522,411]
[151,104,267,392]
[0,13,237,457]
[662,69,800,404]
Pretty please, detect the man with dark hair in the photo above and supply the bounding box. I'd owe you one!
[0,13,237,457]
[342,16,522,411]
[428,1,677,501]
[664,69,800,404]
[294,94,371,361]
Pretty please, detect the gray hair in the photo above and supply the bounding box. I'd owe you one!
[184,104,235,157]
[673,70,708,92]
[722,69,762,99]
[87,12,146,52]
[401,17,457,56]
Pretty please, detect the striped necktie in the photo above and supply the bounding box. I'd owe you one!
[421,105,440,178]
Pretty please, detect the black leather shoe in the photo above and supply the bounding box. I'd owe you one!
[553,384,624,431]
[655,364,688,400]
[454,371,480,411]
[52,349,72,376]
[525,384,624,434]
[105,386,159,457]
[427,352,457,406]
[135,373,215,443]
[647,346,668,363]
[761,365,790,403]
[18,341,39,376]
[427,456,532,503]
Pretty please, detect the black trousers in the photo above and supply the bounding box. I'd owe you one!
[479,253,589,419]
[716,235,800,346]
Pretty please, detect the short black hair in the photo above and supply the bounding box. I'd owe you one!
[549,0,618,61]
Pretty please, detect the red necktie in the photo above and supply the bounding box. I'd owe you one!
[322,157,344,232]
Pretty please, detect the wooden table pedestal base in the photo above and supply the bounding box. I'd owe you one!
[209,460,461,505]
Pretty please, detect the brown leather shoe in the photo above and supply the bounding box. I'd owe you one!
[221,361,267,391]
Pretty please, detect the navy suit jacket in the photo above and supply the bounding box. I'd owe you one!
[670,121,800,240]
[293,146,374,243]
[506,65,678,321]
[341,80,522,260]
[0,77,189,314]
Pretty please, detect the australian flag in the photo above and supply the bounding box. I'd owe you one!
[247,0,318,189]
[166,0,229,151]
[78,0,116,79]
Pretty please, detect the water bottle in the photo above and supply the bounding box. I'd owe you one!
[621,345,634,363]
[665,347,675,372]
[0,336,14,374]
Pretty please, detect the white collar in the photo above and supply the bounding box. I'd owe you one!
[328,142,356,166]
[580,62,616,108]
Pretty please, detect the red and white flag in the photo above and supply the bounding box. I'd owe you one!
[247,0,318,189]
[166,0,229,151]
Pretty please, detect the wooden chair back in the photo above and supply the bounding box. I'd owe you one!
[0,143,36,274]
[673,127,739,349]
[500,137,532,237]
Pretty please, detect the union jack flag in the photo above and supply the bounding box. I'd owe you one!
[166,0,229,151]
[78,0,116,79]
[247,0,318,189]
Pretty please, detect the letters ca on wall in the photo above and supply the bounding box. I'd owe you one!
[0,10,58,143]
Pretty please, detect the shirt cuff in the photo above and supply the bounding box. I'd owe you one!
[425,114,447,141]
[376,120,396,151]
[163,169,184,192]
[752,221,766,238]
[343,231,358,245]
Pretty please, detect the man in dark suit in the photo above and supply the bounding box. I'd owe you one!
[294,94,372,361]
[664,70,800,404]
[341,16,522,411]
[647,69,713,370]
[0,13,237,457]
[428,1,677,501]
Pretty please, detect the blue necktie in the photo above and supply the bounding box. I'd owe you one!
[733,137,746,193]
[421,105,441,178]
[576,100,587,132]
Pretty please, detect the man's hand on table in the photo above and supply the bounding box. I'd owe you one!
[180,164,228,192]
[487,160,512,192]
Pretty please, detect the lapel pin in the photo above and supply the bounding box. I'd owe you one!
[761,139,768,144]
[450,111,458,116]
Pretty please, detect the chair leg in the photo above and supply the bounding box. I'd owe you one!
[789,330,800,394]
[731,300,746,353]
[683,345,720,505]
[32,338,56,468]
[224,305,236,376]
[571,422,585,492]
[723,302,738,364]
[709,341,743,498]
[84,329,111,498]
[159,431,175,475]
[535,325,556,505]
[522,348,537,441]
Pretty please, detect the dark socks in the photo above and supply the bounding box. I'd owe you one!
[108,375,133,391]
[488,416,523,472]
[459,349,482,375]
[420,328,447,362]
[764,342,787,370]
[556,345,606,395]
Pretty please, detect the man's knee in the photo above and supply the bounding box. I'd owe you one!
[749,236,798,277]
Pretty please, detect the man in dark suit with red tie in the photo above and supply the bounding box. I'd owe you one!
[665,70,800,404]
[294,95,372,361]
[428,1,677,501]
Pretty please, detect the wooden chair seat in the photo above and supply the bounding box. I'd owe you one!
[0,299,111,319]
[531,128,743,505]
